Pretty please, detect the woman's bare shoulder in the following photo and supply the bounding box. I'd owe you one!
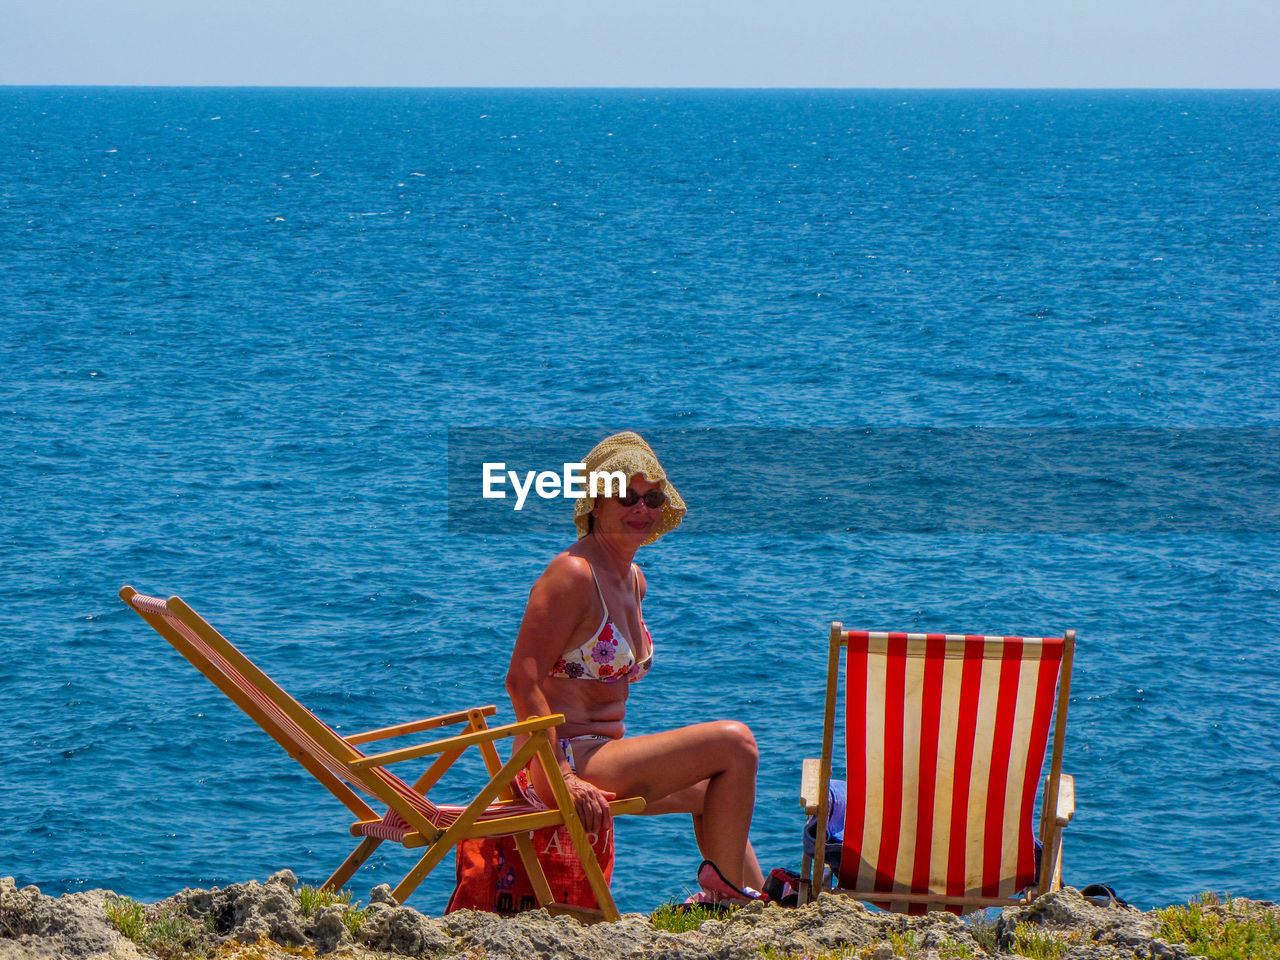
[529,550,597,605]
[515,551,600,656]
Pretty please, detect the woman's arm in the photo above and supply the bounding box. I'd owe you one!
[505,554,591,737]
[505,554,616,832]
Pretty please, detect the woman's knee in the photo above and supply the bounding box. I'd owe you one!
[711,720,759,770]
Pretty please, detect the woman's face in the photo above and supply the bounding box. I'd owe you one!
[591,474,667,542]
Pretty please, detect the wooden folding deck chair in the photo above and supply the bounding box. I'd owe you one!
[120,587,644,922]
[799,622,1075,914]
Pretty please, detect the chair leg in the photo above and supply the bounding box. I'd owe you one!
[324,836,382,892]
[534,739,621,922]
[798,848,813,906]
[1047,826,1065,892]
[391,839,455,904]
[560,823,618,921]
[513,832,556,907]
[1036,818,1064,897]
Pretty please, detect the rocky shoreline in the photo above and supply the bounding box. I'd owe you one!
[2,871,1270,960]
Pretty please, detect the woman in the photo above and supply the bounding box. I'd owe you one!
[505,431,766,905]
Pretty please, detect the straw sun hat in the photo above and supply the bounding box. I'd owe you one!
[573,431,686,546]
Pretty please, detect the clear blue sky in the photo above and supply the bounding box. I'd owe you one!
[3,0,1277,88]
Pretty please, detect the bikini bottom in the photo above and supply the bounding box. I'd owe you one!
[514,734,613,810]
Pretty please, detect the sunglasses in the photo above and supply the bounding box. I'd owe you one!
[617,487,669,509]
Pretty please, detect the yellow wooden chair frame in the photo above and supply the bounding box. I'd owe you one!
[120,586,643,922]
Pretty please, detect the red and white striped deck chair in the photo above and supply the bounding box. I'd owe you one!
[798,622,1075,914]
[120,587,644,922]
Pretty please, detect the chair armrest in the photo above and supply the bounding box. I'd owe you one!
[1055,773,1075,825]
[345,706,499,745]
[801,758,822,812]
[348,714,565,769]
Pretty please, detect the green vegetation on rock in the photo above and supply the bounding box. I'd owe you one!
[296,883,370,938]
[1008,922,1070,960]
[104,894,209,958]
[649,901,725,933]
[1156,893,1280,960]
[103,895,147,941]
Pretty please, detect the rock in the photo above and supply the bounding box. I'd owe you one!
[267,869,298,890]
[1,877,1275,960]
[450,909,615,960]
[310,903,353,953]
[0,878,144,960]
[164,876,309,947]
[997,886,1159,958]
[914,913,983,957]
[358,902,453,955]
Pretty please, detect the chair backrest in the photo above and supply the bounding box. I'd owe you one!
[120,587,442,835]
[827,626,1072,911]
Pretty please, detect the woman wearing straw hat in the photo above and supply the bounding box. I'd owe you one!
[506,431,765,906]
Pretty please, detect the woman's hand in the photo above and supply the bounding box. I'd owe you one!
[562,772,616,836]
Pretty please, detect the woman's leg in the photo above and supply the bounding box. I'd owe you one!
[571,721,761,889]
[649,780,764,889]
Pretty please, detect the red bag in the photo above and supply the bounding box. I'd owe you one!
[446,822,615,915]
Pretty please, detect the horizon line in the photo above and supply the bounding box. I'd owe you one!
[2,83,1278,92]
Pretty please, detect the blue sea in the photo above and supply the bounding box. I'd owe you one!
[1,88,1277,915]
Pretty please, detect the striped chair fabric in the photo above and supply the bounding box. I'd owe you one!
[803,623,1074,914]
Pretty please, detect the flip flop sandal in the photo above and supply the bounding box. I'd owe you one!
[679,860,769,911]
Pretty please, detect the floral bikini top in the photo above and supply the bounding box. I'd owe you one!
[548,564,653,683]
